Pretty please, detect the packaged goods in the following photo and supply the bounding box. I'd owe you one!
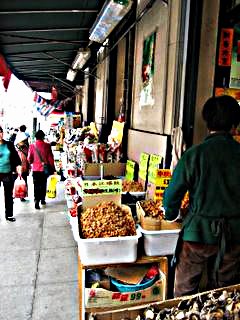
[91,143,99,163]
[64,178,76,196]
[46,174,59,198]
[98,143,107,163]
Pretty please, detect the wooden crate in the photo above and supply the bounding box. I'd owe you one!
[89,283,240,320]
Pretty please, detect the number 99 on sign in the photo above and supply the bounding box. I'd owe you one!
[130,292,142,300]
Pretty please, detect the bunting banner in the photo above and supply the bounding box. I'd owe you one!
[33,92,63,117]
[0,54,12,91]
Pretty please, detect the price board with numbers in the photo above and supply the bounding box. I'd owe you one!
[125,160,136,181]
[77,179,122,196]
[148,154,163,184]
[138,152,150,181]
[147,169,172,201]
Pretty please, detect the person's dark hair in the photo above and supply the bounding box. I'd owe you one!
[202,95,240,131]
[19,125,26,132]
[0,126,3,133]
[35,130,45,140]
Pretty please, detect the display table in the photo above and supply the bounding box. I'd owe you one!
[78,255,168,320]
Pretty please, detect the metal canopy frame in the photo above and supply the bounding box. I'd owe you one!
[0,0,105,98]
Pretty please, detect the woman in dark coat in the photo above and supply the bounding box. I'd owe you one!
[0,126,21,221]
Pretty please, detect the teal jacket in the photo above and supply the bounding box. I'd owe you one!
[163,132,240,244]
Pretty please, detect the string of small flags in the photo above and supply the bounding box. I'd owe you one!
[33,92,63,117]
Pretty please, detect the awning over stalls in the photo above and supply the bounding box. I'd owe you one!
[0,0,105,98]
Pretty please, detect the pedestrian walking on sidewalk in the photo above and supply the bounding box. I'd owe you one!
[0,126,21,222]
[163,95,240,297]
[28,130,55,209]
[15,125,30,201]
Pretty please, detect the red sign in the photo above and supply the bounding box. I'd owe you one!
[218,28,234,66]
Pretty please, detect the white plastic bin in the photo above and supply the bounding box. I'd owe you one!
[138,225,180,256]
[77,229,141,265]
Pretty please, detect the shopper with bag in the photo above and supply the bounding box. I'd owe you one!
[0,126,21,222]
[28,130,55,209]
[14,125,30,201]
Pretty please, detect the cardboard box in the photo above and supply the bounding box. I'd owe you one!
[84,163,126,177]
[85,271,166,308]
[136,201,182,231]
[88,283,240,320]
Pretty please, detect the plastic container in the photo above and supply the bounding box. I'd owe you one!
[138,225,180,256]
[77,229,141,265]
[111,275,157,292]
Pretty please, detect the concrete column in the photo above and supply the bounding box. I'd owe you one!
[193,0,220,144]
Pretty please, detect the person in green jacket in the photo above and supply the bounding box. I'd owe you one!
[163,95,240,297]
[0,126,22,221]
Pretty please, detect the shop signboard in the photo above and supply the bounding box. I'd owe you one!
[147,169,172,201]
[155,169,171,186]
[148,154,163,184]
[218,28,234,67]
[76,178,122,208]
[78,179,122,196]
[229,25,240,88]
[138,152,150,181]
[125,160,136,181]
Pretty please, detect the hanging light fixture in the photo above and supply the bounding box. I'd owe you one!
[66,69,77,82]
[66,48,91,82]
[89,0,133,43]
[72,49,91,70]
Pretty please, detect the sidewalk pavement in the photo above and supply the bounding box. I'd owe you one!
[0,177,79,320]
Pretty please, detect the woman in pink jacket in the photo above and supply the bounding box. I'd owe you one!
[28,130,55,209]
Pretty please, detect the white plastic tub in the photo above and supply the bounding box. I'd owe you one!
[77,229,141,265]
[138,225,180,256]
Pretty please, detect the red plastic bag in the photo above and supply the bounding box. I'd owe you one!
[13,175,27,198]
